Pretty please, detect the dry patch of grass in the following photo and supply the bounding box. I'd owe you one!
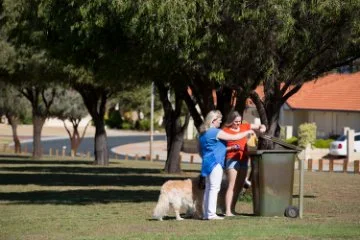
[0,157,359,240]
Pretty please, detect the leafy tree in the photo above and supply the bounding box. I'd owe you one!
[246,0,360,148]
[20,84,65,157]
[174,0,360,151]
[2,0,145,164]
[156,81,190,173]
[0,81,31,153]
[0,40,67,158]
[32,0,204,167]
[50,88,90,156]
[1,0,71,157]
[110,83,163,128]
[130,0,215,173]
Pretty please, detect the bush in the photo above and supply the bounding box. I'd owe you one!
[298,123,317,148]
[286,136,298,146]
[280,126,286,140]
[20,115,32,124]
[105,109,123,129]
[313,139,334,149]
[137,119,150,131]
[121,121,132,130]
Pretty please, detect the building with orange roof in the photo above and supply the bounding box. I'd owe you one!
[243,72,360,138]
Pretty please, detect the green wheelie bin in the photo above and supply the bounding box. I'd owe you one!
[249,149,299,217]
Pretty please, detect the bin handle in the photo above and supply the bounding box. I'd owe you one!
[259,134,303,151]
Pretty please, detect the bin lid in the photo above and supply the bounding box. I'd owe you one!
[259,134,303,152]
[248,149,299,156]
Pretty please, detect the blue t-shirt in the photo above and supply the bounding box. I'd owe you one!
[199,128,227,176]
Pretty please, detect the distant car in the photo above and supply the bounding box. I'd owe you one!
[329,132,360,156]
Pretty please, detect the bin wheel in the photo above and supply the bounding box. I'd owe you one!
[284,206,299,218]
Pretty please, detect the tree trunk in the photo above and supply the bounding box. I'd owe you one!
[164,125,182,173]
[250,89,284,150]
[69,127,80,157]
[183,90,203,131]
[216,86,235,120]
[163,114,190,173]
[258,116,280,150]
[63,120,90,157]
[75,84,109,165]
[33,115,45,158]
[20,87,57,158]
[70,126,81,157]
[94,117,108,165]
[156,81,190,173]
[6,114,21,153]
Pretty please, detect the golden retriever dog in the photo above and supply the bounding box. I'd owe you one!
[152,176,226,221]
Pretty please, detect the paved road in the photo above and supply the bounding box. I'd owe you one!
[21,135,166,158]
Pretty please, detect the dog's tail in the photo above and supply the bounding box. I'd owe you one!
[152,190,170,221]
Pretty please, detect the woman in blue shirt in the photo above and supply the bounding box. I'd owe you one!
[199,110,255,220]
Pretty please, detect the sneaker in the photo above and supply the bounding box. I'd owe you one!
[225,213,235,217]
[244,179,251,189]
[207,215,224,220]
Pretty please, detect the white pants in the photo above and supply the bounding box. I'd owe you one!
[203,163,223,219]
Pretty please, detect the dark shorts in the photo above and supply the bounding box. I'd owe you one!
[225,159,249,170]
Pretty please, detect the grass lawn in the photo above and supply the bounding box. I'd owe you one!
[0,156,360,240]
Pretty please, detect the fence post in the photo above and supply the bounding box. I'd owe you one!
[343,159,348,173]
[354,160,359,174]
[190,155,194,164]
[318,159,323,172]
[307,159,313,172]
[135,154,139,161]
[299,155,304,219]
[329,160,334,172]
[55,149,59,157]
[156,154,159,161]
[49,148,53,157]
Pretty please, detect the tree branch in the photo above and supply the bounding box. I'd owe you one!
[249,90,268,127]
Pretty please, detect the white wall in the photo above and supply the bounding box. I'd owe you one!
[280,107,360,138]
[236,105,360,138]
[280,108,307,137]
[334,112,360,135]
[309,111,360,136]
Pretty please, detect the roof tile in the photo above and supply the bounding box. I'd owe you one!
[252,72,360,112]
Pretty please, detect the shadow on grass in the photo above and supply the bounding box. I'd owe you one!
[0,189,160,205]
[0,166,162,174]
[0,154,31,159]
[292,194,317,199]
[0,172,187,187]
[0,159,93,165]
[0,156,198,205]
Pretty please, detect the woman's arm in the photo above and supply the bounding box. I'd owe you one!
[250,123,266,133]
[217,129,255,141]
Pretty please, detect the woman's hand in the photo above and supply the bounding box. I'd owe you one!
[232,144,240,151]
[259,124,266,133]
[247,129,255,139]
